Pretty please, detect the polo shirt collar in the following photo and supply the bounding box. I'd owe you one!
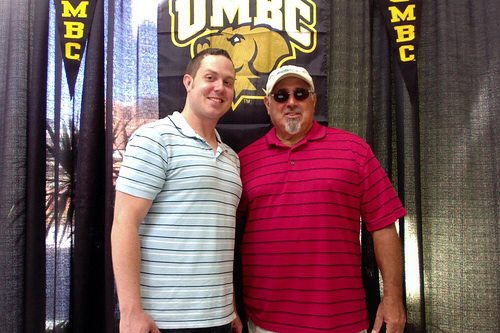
[265,121,326,148]
[168,111,223,144]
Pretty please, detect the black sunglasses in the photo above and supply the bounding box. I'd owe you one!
[270,88,314,103]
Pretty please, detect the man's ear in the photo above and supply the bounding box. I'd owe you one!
[264,96,271,114]
[183,74,193,92]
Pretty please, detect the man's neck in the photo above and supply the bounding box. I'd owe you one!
[276,134,304,147]
[181,109,218,150]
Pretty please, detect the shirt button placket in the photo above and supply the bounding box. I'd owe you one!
[289,149,295,167]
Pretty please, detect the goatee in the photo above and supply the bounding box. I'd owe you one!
[285,117,301,134]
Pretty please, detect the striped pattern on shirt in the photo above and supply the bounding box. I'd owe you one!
[238,122,406,333]
[116,112,242,329]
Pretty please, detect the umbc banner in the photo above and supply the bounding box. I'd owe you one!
[158,0,330,151]
[55,0,98,98]
[377,0,421,106]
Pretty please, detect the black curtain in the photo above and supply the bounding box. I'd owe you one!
[416,1,499,330]
[25,0,50,331]
[0,0,49,332]
[69,0,115,332]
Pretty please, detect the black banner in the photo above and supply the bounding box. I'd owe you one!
[55,0,98,98]
[377,0,421,106]
[158,0,330,151]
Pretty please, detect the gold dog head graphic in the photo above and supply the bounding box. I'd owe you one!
[194,25,293,109]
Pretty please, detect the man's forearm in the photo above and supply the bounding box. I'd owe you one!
[111,192,153,312]
[372,224,403,298]
[111,219,143,313]
[371,223,406,332]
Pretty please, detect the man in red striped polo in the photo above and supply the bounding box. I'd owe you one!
[237,65,406,333]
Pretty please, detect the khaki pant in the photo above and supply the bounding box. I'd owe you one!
[248,319,367,333]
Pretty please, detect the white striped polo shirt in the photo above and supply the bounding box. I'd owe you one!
[116,111,242,329]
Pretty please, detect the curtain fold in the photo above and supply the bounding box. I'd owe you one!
[69,0,114,331]
[25,0,50,331]
[105,1,119,331]
[0,0,49,331]
[0,1,30,331]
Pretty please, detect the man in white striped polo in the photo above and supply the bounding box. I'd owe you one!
[112,48,243,333]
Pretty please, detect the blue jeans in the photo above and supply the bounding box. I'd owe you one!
[160,323,232,333]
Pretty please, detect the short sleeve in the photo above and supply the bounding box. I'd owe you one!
[359,145,407,232]
[115,125,169,200]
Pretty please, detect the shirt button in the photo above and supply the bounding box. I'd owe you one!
[290,160,295,165]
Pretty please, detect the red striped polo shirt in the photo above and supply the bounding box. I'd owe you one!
[238,121,406,333]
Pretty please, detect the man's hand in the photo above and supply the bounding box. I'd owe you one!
[119,308,160,333]
[371,295,406,333]
[231,313,243,333]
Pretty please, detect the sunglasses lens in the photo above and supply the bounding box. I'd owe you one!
[294,88,309,101]
[274,90,290,103]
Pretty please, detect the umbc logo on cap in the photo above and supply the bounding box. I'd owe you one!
[167,0,319,110]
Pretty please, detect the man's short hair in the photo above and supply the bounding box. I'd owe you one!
[185,48,233,78]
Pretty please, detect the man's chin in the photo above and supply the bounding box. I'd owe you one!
[285,121,301,134]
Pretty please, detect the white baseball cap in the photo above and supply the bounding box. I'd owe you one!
[265,65,315,94]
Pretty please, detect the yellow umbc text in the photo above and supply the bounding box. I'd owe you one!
[387,0,417,62]
[61,1,89,61]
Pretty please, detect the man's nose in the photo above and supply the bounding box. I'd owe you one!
[286,93,298,106]
[213,79,224,90]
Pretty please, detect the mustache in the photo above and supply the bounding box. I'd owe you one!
[284,107,303,115]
